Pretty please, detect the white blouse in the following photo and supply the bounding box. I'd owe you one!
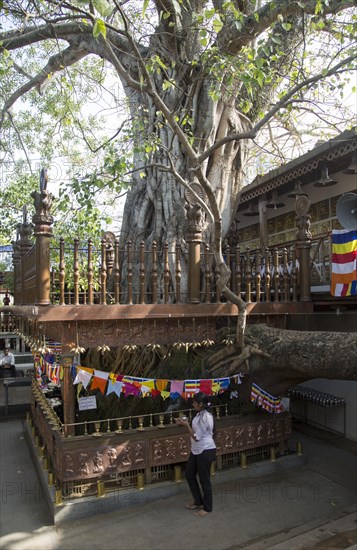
[190,410,216,455]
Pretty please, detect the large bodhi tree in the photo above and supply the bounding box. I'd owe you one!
[1,1,356,357]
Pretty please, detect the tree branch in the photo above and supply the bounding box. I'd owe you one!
[0,45,88,129]
[217,0,356,55]
[198,52,356,163]
[6,112,34,174]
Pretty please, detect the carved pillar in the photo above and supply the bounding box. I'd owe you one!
[295,195,312,302]
[185,203,202,303]
[15,207,33,304]
[31,169,53,306]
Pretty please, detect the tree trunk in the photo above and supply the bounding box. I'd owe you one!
[206,324,357,399]
[119,72,251,299]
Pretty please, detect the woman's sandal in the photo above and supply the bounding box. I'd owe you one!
[194,509,208,517]
[185,503,203,510]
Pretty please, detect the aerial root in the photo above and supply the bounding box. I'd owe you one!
[208,345,270,376]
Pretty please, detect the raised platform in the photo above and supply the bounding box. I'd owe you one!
[23,419,305,525]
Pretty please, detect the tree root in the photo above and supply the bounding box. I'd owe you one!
[208,345,270,377]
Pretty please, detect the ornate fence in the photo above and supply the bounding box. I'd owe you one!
[13,232,334,307]
[30,381,292,499]
[10,175,332,307]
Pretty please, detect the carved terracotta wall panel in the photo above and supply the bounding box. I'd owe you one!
[41,414,292,483]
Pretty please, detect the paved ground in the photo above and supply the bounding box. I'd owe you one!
[0,416,356,550]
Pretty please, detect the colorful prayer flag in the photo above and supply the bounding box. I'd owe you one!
[199,379,213,395]
[106,380,123,397]
[73,368,93,389]
[184,380,199,396]
[250,383,283,414]
[170,380,184,397]
[90,376,107,394]
[331,229,357,296]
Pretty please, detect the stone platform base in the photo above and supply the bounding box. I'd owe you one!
[24,421,306,526]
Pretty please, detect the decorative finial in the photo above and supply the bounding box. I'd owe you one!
[40,168,48,192]
[22,205,28,224]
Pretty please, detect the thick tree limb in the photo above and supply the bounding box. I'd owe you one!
[217,0,356,55]
[0,45,88,129]
[205,325,357,399]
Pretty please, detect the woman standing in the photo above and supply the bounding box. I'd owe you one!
[175,392,216,517]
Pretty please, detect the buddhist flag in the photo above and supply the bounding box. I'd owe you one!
[331,229,357,296]
[185,380,199,396]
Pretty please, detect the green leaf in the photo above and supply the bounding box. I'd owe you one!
[142,0,149,18]
[155,56,168,70]
[213,18,223,33]
[93,19,107,39]
[282,23,292,31]
[204,9,215,20]
[253,68,265,88]
[93,0,112,17]
[162,80,174,90]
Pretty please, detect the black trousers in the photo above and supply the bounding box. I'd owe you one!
[0,365,17,378]
[185,448,216,512]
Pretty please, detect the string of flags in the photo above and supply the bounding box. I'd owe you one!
[250,383,284,414]
[34,353,62,385]
[33,351,284,413]
[72,365,244,399]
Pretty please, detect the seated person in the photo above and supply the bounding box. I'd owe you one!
[0,347,17,378]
